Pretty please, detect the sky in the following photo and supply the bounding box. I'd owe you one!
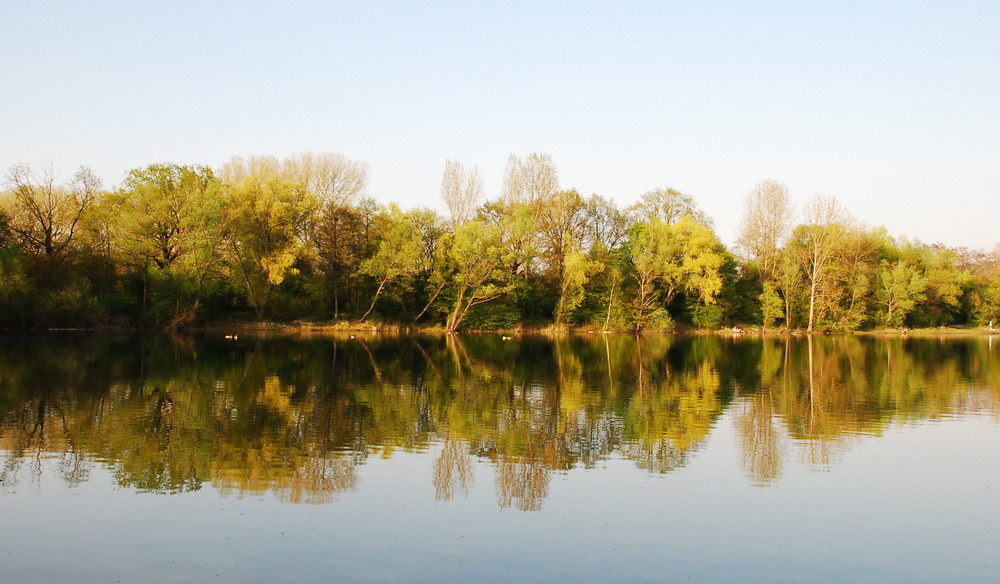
[2,0,997,249]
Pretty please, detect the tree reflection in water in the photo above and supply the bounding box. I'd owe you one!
[0,332,997,508]
[434,436,473,501]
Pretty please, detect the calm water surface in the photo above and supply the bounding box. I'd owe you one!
[1,333,998,583]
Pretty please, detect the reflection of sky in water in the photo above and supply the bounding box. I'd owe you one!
[2,412,998,583]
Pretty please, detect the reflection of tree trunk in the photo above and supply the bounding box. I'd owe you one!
[433,434,473,501]
[357,338,382,383]
[737,393,783,486]
[333,280,340,319]
[413,340,441,380]
[446,334,468,392]
[604,333,613,389]
[495,449,551,511]
[636,334,645,396]
[808,335,815,427]
[554,339,565,386]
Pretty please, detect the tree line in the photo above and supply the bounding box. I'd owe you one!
[1,152,998,331]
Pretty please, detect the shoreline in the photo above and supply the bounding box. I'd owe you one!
[6,320,1000,338]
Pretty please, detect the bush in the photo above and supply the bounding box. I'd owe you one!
[691,303,723,330]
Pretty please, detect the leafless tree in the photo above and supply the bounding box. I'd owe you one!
[220,152,368,208]
[4,163,101,256]
[440,159,482,230]
[736,179,793,281]
[500,153,558,214]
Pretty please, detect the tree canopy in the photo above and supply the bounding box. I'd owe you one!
[1,154,997,332]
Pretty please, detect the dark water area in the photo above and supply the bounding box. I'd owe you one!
[1,332,998,582]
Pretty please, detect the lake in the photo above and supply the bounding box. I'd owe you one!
[1,332,998,583]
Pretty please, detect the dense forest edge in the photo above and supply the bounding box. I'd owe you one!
[1,152,999,334]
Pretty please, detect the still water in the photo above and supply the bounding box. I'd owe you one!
[1,333,998,583]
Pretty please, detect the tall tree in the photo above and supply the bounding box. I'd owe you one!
[553,241,603,326]
[5,163,101,257]
[108,164,223,321]
[356,205,424,321]
[221,152,368,239]
[625,221,665,331]
[445,220,512,331]
[774,247,803,328]
[495,153,559,278]
[976,245,1000,326]
[312,204,364,318]
[796,195,850,332]
[440,160,483,230]
[758,281,784,331]
[625,216,726,331]
[918,245,968,325]
[501,153,558,214]
[536,188,587,278]
[629,188,710,227]
[111,164,220,269]
[736,179,793,281]
[582,193,629,252]
[282,152,369,209]
[224,175,315,318]
[668,216,727,306]
[875,259,928,327]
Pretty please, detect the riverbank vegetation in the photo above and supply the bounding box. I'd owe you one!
[2,153,998,332]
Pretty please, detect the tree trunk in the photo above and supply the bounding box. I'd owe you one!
[808,262,818,333]
[604,275,616,331]
[415,280,446,322]
[358,279,386,322]
[333,281,340,319]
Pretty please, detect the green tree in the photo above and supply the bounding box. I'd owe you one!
[795,195,849,332]
[0,209,29,326]
[313,203,364,318]
[774,247,803,328]
[759,281,784,331]
[357,205,424,321]
[875,260,928,327]
[415,230,458,322]
[108,164,223,323]
[625,221,667,331]
[625,216,725,331]
[554,241,603,326]
[919,245,968,325]
[224,175,315,318]
[668,216,726,306]
[537,189,587,277]
[446,220,512,331]
[814,225,876,331]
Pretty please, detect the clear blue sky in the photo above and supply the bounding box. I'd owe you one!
[2,1,997,249]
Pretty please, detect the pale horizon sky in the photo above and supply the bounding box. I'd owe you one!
[2,1,997,250]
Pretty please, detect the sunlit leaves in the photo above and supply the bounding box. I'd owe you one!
[225,174,316,317]
[875,260,928,327]
[626,216,726,330]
